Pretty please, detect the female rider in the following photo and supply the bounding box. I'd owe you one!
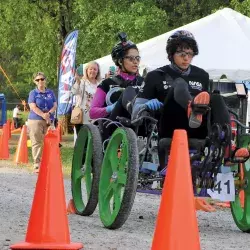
[90,32,143,129]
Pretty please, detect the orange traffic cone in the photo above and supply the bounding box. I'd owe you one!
[14,125,28,164]
[10,130,83,250]
[0,124,9,159]
[151,130,201,250]
[67,199,76,214]
[11,120,15,131]
[6,119,11,139]
[57,123,62,142]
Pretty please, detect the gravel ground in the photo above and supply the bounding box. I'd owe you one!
[0,166,249,250]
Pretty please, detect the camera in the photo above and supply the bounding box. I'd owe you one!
[118,32,127,43]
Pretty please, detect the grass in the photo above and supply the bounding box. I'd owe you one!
[7,110,29,124]
[8,134,75,176]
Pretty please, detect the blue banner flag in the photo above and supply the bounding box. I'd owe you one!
[57,30,78,115]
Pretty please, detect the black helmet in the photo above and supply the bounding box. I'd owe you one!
[111,32,138,67]
[166,30,198,61]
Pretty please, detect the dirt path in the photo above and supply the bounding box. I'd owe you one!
[0,166,249,250]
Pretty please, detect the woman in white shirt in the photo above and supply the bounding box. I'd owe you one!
[71,61,101,134]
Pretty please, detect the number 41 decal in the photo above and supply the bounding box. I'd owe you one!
[207,173,235,202]
[213,180,230,194]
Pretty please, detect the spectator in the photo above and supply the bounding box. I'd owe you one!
[27,72,57,172]
[105,66,116,79]
[71,61,101,134]
[13,104,21,129]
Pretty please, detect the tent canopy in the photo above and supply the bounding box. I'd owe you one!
[85,8,250,81]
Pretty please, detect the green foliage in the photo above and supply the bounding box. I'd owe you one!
[155,0,231,28]
[231,0,250,16]
[7,110,29,123]
[0,0,247,105]
[74,0,168,62]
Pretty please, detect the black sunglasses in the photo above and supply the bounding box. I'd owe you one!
[124,55,141,62]
[175,51,194,58]
[35,78,45,82]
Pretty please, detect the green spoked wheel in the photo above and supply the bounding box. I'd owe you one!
[71,124,103,216]
[231,134,250,232]
[99,127,139,229]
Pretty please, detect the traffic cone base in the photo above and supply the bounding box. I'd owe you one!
[10,242,83,249]
[195,197,216,212]
[214,201,230,208]
[67,199,76,214]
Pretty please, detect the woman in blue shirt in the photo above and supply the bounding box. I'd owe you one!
[28,72,57,172]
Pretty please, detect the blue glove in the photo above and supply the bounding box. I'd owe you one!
[106,102,117,113]
[145,99,163,111]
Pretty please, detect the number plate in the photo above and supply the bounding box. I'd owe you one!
[207,173,235,201]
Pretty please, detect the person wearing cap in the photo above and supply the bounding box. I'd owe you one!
[132,30,249,169]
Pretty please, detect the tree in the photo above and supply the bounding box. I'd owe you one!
[0,0,168,103]
[155,0,231,29]
[231,0,250,16]
[72,0,168,63]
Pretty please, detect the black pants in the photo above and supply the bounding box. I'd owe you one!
[159,79,230,139]
[102,87,138,140]
[13,118,20,129]
[109,86,137,121]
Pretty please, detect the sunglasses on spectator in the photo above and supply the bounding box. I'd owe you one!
[124,55,141,62]
[35,78,45,82]
[175,51,194,58]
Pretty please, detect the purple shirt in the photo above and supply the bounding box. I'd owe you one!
[28,88,56,120]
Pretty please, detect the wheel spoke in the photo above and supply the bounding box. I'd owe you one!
[108,153,119,172]
[74,168,84,181]
[119,140,128,166]
[104,182,114,202]
[117,169,127,185]
[113,185,122,211]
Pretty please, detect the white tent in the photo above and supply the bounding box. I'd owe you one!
[89,8,250,81]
